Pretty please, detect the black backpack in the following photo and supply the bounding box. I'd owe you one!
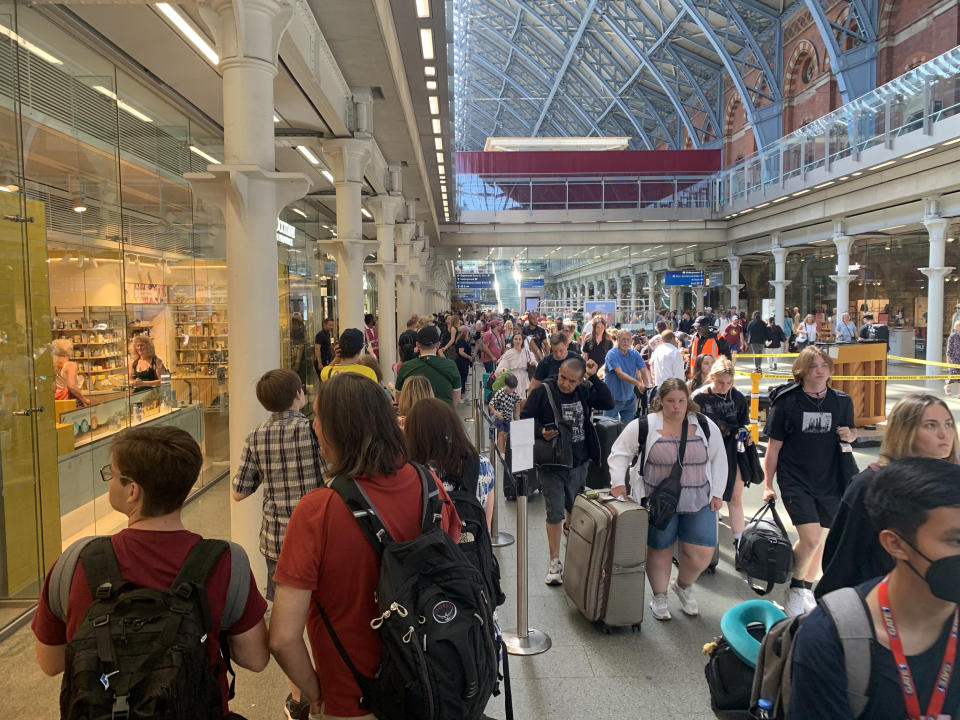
[317,462,502,720]
[737,500,795,595]
[56,537,244,720]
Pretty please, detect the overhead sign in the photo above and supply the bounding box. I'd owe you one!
[665,270,705,286]
[456,273,495,289]
[276,218,296,246]
[706,271,724,287]
[520,278,545,289]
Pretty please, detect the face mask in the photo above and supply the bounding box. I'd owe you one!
[899,534,960,603]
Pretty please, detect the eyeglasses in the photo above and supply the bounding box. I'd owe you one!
[100,464,134,484]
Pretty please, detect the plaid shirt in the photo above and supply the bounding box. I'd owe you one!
[232,410,324,560]
[491,388,522,421]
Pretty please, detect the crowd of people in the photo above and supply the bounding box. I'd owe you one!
[28,300,960,720]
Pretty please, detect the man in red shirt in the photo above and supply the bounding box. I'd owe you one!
[31,426,268,718]
[364,313,379,359]
[269,373,460,720]
[479,318,505,373]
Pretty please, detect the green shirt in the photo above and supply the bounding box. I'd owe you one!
[396,355,462,406]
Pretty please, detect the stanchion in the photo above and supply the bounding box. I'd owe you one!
[749,372,761,444]
[502,473,551,656]
[488,442,514,548]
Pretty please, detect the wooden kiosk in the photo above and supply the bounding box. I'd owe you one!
[827,342,887,426]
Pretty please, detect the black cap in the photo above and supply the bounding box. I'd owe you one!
[339,328,365,356]
[416,325,441,346]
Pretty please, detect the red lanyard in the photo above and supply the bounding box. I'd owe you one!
[878,576,959,720]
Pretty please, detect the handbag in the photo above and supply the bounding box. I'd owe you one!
[646,417,689,531]
[533,380,573,469]
[736,499,795,595]
[525,349,537,381]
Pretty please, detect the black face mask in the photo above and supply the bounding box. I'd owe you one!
[899,535,960,603]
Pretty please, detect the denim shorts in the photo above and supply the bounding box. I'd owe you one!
[538,463,588,524]
[647,504,717,550]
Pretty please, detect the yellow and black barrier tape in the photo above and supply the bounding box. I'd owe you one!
[735,371,960,381]
[888,354,960,370]
[733,353,799,358]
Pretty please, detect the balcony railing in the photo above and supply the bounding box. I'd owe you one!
[718,45,960,207]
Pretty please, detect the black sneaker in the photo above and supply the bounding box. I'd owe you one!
[284,694,310,720]
[733,539,742,572]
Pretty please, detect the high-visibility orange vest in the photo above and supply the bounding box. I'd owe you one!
[688,336,719,376]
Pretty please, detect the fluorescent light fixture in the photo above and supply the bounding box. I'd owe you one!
[851,171,864,176]
[0,23,62,65]
[902,147,934,159]
[321,169,334,183]
[0,184,15,193]
[879,224,906,231]
[868,160,897,171]
[792,189,811,196]
[361,208,373,219]
[942,137,960,146]
[435,138,443,151]
[296,145,320,165]
[432,119,442,134]
[273,114,280,123]
[772,196,790,203]
[436,152,445,165]
[155,3,219,65]
[420,28,434,60]
[429,96,440,115]
[291,207,308,218]
[92,86,153,123]
[739,208,753,215]
[190,145,221,165]
[426,80,437,91]
[425,65,436,77]
[754,202,771,209]
[814,181,835,189]
[838,175,850,180]
[416,0,431,18]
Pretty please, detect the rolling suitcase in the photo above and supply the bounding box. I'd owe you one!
[586,415,622,489]
[564,492,648,631]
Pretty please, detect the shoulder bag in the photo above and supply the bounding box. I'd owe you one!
[525,349,537,380]
[533,380,573,469]
[645,417,689,531]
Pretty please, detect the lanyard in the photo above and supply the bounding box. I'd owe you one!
[878,576,959,720]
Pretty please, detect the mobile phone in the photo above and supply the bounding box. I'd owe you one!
[543,423,558,431]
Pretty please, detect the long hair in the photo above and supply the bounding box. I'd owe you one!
[405,398,476,478]
[791,345,833,383]
[398,375,434,417]
[650,377,701,414]
[690,354,714,391]
[879,393,960,465]
[315,373,407,478]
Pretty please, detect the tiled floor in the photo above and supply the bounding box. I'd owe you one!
[0,361,949,719]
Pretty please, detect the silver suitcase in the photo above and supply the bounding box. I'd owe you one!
[564,492,648,631]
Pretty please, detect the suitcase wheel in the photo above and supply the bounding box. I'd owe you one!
[705,565,717,575]
[632,623,642,633]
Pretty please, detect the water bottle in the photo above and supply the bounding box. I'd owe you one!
[737,428,747,453]
[756,698,773,719]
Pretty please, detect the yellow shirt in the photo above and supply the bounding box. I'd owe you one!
[319,363,379,383]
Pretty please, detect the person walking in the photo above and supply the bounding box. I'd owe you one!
[520,357,614,585]
[796,313,818,349]
[608,378,727,620]
[603,329,651,424]
[834,312,858,343]
[746,311,767,372]
[947,321,960,396]
[496,331,535,398]
[762,346,857,616]
[764,316,786,371]
[816,393,959,597]
[582,317,613,370]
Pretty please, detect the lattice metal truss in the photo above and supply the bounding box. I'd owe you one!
[453,0,878,152]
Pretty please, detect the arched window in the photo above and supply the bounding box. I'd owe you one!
[801,57,815,84]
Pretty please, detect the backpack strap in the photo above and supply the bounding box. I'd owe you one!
[412,461,445,534]
[48,536,102,623]
[694,412,712,440]
[78,536,127,600]
[820,587,873,718]
[542,379,564,428]
[171,539,231,635]
[328,474,394,553]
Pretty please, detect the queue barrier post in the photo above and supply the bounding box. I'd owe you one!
[749,372,761,444]
[487,429,515,549]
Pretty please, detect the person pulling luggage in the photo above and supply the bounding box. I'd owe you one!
[608,378,727,621]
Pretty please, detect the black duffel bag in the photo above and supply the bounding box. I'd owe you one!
[704,627,765,720]
[736,500,794,595]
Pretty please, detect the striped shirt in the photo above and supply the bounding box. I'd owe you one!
[232,410,324,560]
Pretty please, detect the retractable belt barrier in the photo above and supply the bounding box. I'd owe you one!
[475,396,552,657]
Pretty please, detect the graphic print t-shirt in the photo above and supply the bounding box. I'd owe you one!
[559,391,587,466]
[764,387,854,495]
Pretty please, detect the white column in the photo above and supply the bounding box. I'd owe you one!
[395,221,416,326]
[694,286,705,314]
[769,237,791,329]
[831,222,856,322]
[726,253,744,311]
[185,0,310,589]
[646,270,657,325]
[368,194,404,384]
[669,287,679,313]
[322,138,374,333]
[923,199,954,388]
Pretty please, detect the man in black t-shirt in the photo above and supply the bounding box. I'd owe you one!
[763,346,857,616]
[523,315,547,360]
[313,317,335,378]
[858,312,890,344]
[789,458,960,720]
[529,332,581,392]
[397,317,418,362]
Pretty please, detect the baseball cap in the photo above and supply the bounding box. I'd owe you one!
[339,328,365,356]
[416,325,441,345]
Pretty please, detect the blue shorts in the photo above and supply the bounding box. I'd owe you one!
[647,504,717,550]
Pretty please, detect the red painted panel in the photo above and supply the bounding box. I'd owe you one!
[455,149,722,175]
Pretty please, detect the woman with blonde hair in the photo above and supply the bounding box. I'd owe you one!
[52,339,90,407]
[396,374,434,429]
[608,378,727,620]
[817,393,959,597]
[129,335,167,393]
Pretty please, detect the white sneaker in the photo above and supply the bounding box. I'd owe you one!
[670,579,699,616]
[650,593,672,621]
[802,588,817,613]
[544,559,563,586]
[783,586,808,617]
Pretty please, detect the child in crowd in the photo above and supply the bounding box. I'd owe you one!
[490,372,522,455]
[230,368,324,720]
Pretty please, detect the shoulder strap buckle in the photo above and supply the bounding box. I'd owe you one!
[95,582,113,600]
[92,614,110,628]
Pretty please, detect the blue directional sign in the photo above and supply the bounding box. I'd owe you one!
[665,270,706,286]
[707,271,724,287]
[520,278,545,289]
[456,273,495,289]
